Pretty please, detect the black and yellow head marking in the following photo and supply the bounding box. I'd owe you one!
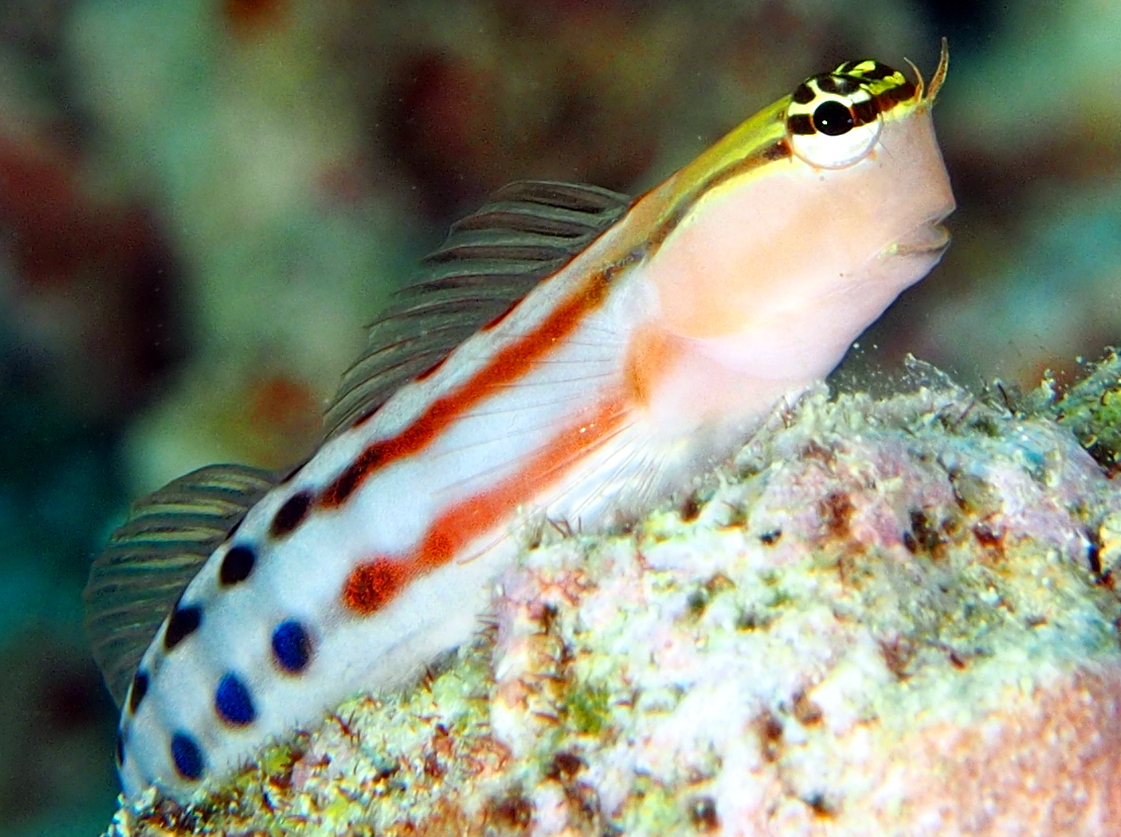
[784,43,948,170]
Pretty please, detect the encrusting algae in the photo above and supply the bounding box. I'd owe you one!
[1045,349,1121,474]
[104,356,1121,837]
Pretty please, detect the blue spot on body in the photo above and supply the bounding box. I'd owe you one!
[215,672,257,726]
[170,732,205,781]
[271,619,312,673]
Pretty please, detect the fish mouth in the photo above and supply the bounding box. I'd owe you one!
[888,220,951,257]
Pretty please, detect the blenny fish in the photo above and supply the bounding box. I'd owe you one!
[86,45,954,799]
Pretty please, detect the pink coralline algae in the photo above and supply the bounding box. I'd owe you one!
[105,361,1121,837]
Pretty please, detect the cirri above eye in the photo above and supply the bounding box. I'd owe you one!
[784,61,910,169]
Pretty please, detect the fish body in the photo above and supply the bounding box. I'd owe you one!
[86,48,954,799]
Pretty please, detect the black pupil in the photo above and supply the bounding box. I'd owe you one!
[812,100,854,136]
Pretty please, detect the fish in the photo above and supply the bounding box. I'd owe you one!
[85,43,955,800]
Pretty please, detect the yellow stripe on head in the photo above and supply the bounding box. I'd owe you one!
[630,42,953,346]
[649,42,949,246]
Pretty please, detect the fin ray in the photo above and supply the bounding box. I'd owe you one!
[84,464,276,706]
[323,180,630,438]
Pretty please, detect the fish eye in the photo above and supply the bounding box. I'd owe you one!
[812,100,854,136]
[786,74,883,169]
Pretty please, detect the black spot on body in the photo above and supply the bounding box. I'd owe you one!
[170,731,204,780]
[875,81,916,108]
[851,99,879,126]
[787,113,814,135]
[219,545,256,586]
[856,62,894,81]
[128,669,149,714]
[270,491,312,538]
[215,672,257,726]
[115,732,125,766]
[164,605,202,651]
[792,82,815,104]
[271,619,312,673]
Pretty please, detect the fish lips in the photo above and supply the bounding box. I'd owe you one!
[886,214,953,258]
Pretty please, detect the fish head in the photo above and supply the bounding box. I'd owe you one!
[783,46,956,284]
[643,43,956,382]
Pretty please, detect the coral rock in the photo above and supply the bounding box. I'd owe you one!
[104,365,1121,836]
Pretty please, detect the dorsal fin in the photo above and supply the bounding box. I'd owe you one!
[84,464,277,706]
[322,180,631,439]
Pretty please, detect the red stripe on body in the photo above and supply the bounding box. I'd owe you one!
[319,266,618,509]
[341,394,630,615]
[416,394,629,570]
[342,557,416,615]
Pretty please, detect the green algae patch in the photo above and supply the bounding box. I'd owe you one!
[1046,349,1121,471]
[564,681,613,737]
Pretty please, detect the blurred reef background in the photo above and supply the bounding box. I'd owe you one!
[0,1,1119,834]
